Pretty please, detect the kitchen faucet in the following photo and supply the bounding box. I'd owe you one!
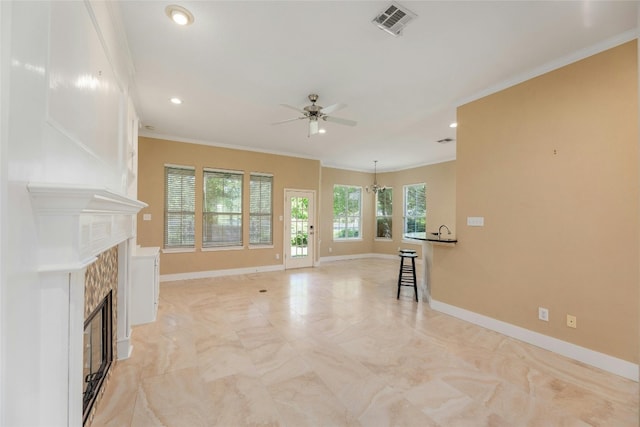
[438,224,451,239]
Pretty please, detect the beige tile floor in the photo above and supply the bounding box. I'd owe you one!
[91,258,639,427]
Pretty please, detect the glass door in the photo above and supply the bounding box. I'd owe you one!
[284,190,315,269]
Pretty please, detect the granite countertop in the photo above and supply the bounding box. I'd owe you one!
[404,232,457,243]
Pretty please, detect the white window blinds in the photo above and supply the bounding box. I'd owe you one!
[249,174,273,245]
[164,166,196,248]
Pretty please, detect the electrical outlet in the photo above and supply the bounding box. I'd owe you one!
[566,314,577,328]
[329,247,332,253]
[538,307,549,322]
[275,253,280,260]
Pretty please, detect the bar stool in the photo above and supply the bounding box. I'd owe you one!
[397,251,418,301]
[399,249,416,255]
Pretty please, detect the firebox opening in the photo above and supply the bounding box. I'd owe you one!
[82,291,113,425]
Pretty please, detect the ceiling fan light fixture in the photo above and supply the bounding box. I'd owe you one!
[165,5,194,26]
[309,117,319,136]
[273,94,357,137]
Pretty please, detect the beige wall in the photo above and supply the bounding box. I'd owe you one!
[138,136,458,272]
[318,162,456,258]
[319,167,375,257]
[432,41,638,362]
[371,162,457,258]
[137,137,321,275]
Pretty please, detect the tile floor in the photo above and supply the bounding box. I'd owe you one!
[91,258,638,426]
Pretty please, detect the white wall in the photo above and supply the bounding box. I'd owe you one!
[0,1,8,423]
[0,1,137,425]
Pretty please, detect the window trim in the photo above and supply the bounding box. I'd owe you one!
[201,245,244,252]
[403,182,427,235]
[162,247,196,254]
[249,172,273,246]
[375,187,393,240]
[202,168,244,248]
[164,164,196,249]
[333,184,363,241]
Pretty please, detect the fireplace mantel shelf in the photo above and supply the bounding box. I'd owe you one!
[28,182,147,215]
[28,183,147,272]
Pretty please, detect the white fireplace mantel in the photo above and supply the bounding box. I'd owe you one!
[27,183,147,426]
[27,182,147,272]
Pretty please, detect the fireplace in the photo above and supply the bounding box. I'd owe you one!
[82,244,119,426]
[83,291,113,425]
[27,184,147,426]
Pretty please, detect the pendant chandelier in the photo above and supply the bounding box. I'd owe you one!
[366,160,386,194]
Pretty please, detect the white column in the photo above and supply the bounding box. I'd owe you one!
[421,241,433,303]
[38,268,86,427]
[116,239,133,359]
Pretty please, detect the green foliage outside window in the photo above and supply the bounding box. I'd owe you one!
[333,185,361,240]
[376,189,393,239]
[290,197,309,247]
[404,184,426,234]
[203,170,243,247]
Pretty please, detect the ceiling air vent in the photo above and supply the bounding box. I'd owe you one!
[372,2,417,37]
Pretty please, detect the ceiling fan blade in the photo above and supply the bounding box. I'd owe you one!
[321,103,347,115]
[323,115,357,127]
[279,104,305,114]
[272,117,305,125]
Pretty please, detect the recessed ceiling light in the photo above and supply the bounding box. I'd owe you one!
[165,5,194,26]
[170,97,183,105]
[449,122,458,128]
[319,128,326,134]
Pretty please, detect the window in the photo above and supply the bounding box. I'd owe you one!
[376,188,393,239]
[404,183,426,234]
[203,169,243,247]
[333,185,362,240]
[249,173,273,245]
[164,165,195,248]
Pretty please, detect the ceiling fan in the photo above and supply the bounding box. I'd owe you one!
[273,94,357,137]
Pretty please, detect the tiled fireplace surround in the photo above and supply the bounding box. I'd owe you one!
[28,184,146,426]
[83,247,118,424]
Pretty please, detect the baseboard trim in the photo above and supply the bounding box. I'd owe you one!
[430,299,638,382]
[319,253,413,264]
[160,264,285,282]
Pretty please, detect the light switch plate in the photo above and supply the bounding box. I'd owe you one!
[467,216,484,226]
[143,214,152,221]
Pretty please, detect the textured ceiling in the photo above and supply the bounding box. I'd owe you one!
[119,1,638,172]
